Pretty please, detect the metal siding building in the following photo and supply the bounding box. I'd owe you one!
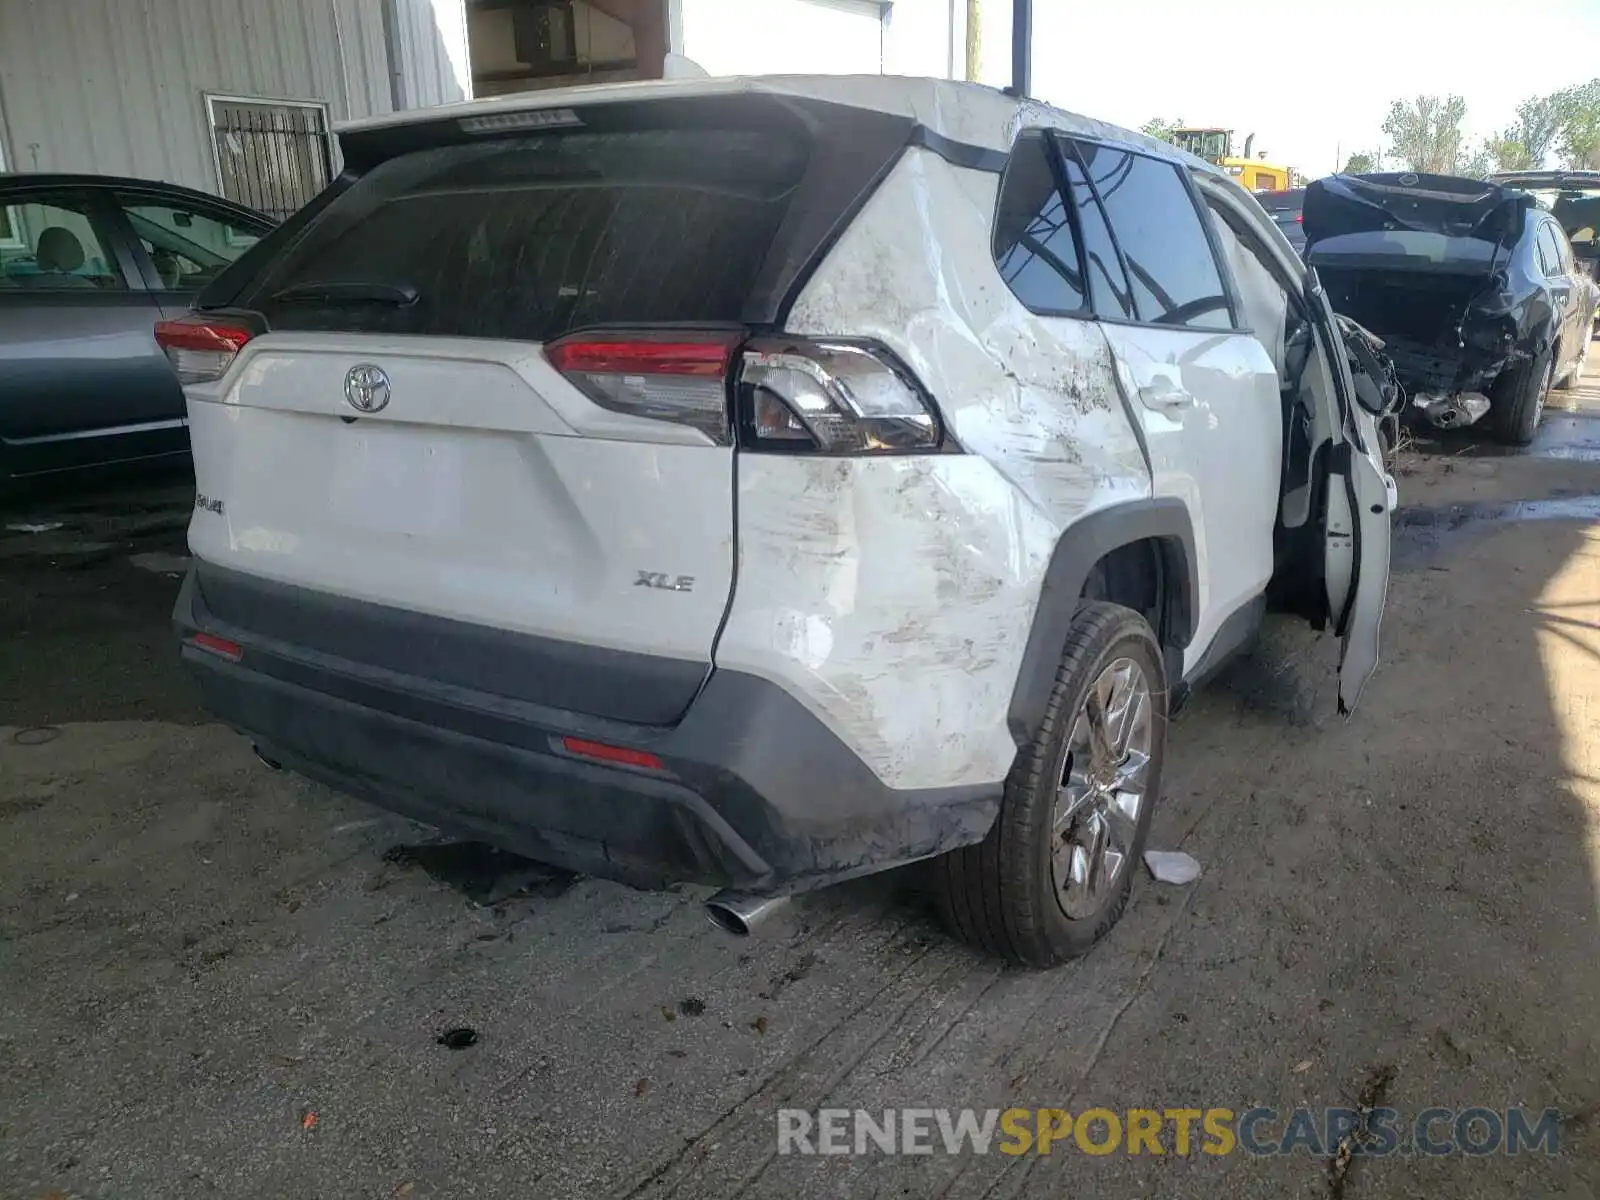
[387,0,474,109]
[0,0,470,192]
[0,0,964,212]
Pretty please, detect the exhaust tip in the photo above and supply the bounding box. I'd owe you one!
[705,902,752,936]
[705,891,789,936]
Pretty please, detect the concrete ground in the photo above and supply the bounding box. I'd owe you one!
[2,346,1599,1199]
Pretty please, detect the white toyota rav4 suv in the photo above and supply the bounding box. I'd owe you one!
[163,77,1393,966]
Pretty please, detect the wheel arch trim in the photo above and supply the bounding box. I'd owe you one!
[1007,498,1198,746]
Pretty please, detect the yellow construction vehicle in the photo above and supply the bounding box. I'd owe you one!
[1171,128,1291,192]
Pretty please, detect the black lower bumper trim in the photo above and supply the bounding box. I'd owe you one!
[175,566,1002,892]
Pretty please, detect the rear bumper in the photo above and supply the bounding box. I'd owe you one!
[174,564,1000,893]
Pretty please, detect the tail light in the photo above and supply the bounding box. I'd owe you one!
[186,631,243,663]
[544,330,950,454]
[557,736,665,772]
[545,331,743,444]
[737,339,946,454]
[154,317,256,384]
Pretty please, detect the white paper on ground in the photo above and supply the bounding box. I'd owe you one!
[1144,850,1202,885]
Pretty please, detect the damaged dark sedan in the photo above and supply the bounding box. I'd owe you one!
[1304,173,1598,444]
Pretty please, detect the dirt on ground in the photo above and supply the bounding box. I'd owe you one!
[1,351,1598,1199]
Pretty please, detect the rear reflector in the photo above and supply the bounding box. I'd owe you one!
[187,631,244,663]
[559,736,666,772]
[546,332,743,444]
[155,317,256,385]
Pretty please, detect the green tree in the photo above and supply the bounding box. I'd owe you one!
[1461,145,1495,179]
[1481,133,1536,173]
[1342,151,1377,174]
[1554,78,1600,170]
[1382,95,1468,173]
[1480,89,1578,173]
[1508,93,1566,165]
[1139,117,1184,144]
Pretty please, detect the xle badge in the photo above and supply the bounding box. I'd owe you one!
[634,571,695,593]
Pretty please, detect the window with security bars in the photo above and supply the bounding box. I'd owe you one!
[207,96,333,223]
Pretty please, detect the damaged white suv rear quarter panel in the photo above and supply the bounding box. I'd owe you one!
[716,147,1151,792]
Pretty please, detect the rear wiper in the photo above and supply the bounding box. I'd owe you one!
[269,280,419,306]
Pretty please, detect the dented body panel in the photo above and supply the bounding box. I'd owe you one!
[172,75,1394,901]
[742,149,1148,786]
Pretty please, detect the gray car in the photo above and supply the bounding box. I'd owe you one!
[0,174,274,483]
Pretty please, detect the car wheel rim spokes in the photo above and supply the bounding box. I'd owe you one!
[1051,656,1153,920]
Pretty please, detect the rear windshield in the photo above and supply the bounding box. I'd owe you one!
[243,129,810,341]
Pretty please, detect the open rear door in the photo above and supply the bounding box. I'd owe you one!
[1311,283,1394,714]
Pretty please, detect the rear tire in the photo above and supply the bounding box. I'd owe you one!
[1490,346,1554,446]
[935,602,1168,967]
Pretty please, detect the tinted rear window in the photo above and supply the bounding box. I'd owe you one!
[246,129,809,341]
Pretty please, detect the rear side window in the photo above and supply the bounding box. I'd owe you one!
[1072,142,1234,330]
[1535,224,1557,275]
[1058,143,1136,320]
[992,132,1087,316]
[1538,222,1570,276]
[245,129,809,341]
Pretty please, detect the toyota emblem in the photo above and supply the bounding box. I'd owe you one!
[344,364,391,413]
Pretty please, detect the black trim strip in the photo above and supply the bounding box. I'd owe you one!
[1007,499,1198,745]
[189,561,709,727]
[176,567,1005,892]
[909,126,1009,174]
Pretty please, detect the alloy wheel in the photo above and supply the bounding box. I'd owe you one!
[1051,657,1153,919]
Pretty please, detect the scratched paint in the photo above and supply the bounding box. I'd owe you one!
[727,148,1154,790]
[716,454,1058,791]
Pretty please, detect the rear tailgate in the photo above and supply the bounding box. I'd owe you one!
[180,97,916,725]
[187,332,738,724]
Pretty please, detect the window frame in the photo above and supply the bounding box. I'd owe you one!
[1548,220,1576,275]
[1534,221,1558,276]
[0,203,25,252]
[1048,133,1138,321]
[0,138,19,251]
[1061,135,1246,334]
[0,184,146,293]
[204,92,335,226]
